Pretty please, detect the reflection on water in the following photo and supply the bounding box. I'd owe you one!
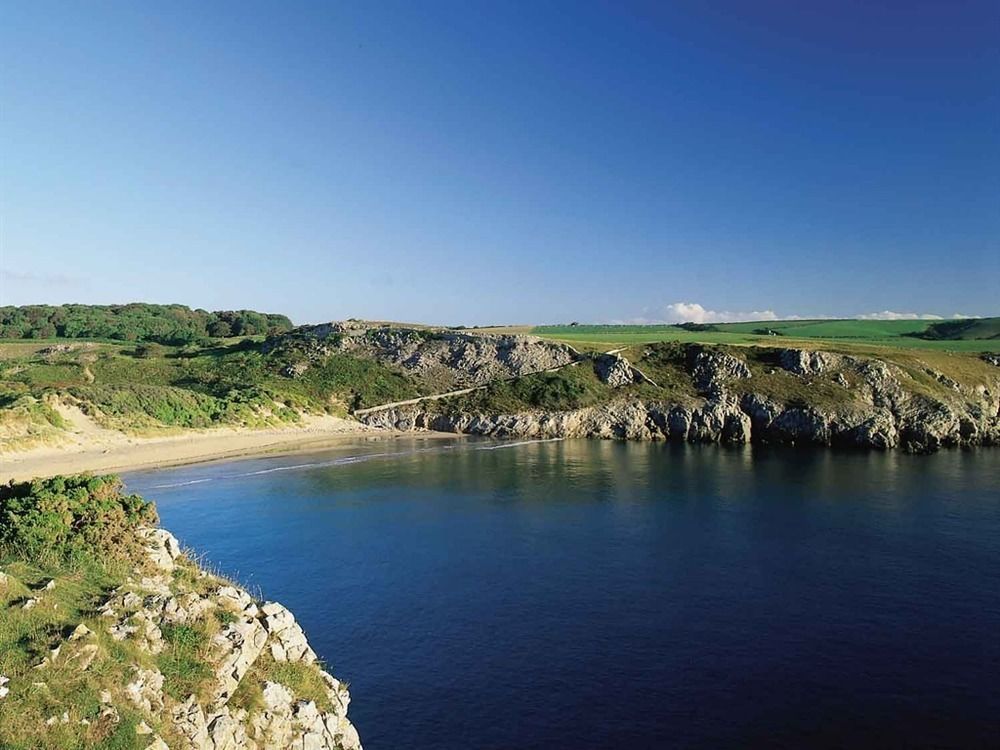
[126,440,1000,750]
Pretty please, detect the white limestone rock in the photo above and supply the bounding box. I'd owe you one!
[125,667,165,713]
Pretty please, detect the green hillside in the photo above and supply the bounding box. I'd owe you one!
[531,318,1000,352]
[914,318,1000,341]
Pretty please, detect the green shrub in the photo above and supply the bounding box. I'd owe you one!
[0,474,157,563]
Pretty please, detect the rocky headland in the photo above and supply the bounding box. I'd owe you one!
[357,343,1000,453]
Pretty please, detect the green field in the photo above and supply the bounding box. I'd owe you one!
[531,318,1000,353]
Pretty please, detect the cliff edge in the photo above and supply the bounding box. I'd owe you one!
[0,475,362,750]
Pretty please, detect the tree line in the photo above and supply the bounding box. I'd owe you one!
[0,303,294,344]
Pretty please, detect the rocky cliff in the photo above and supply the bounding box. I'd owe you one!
[267,322,580,390]
[360,346,1000,453]
[0,523,362,750]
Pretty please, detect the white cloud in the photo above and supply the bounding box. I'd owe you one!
[613,303,982,326]
[634,302,781,325]
[857,311,948,321]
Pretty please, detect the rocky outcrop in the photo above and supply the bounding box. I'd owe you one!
[595,353,636,388]
[361,347,1000,453]
[268,323,579,388]
[690,349,751,393]
[779,349,840,376]
[18,527,363,750]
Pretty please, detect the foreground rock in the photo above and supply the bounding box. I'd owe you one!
[16,527,363,750]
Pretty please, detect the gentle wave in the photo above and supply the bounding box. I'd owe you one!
[144,477,216,489]
[473,438,564,450]
[133,439,562,490]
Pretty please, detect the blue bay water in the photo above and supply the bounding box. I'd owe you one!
[124,438,1000,749]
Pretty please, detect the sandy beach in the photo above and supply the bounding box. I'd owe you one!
[0,403,427,482]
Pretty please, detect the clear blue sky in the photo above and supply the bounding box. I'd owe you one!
[2,1,997,325]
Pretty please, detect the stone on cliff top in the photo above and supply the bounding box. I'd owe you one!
[69,623,93,641]
[595,354,636,388]
[779,349,838,376]
[691,350,751,393]
[72,644,99,671]
[125,667,165,713]
[140,528,183,572]
[262,681,295,713]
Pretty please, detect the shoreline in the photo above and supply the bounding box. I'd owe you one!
[0,416,457,483]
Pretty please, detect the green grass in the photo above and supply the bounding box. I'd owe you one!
[0,556,154,750]
[157,623,213,701]
[532,318,1000,352]
[233,651,334,714]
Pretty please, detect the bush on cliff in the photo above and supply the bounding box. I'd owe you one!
[0,474,157,564]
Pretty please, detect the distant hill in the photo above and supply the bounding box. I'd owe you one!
[0,303,293,345]
[911,318,1000,341]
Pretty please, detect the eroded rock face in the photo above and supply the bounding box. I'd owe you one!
[690,349,751,393]
[595,354,636,388]
[211,619,269,708]
[362,381,999,453]
[779,349,839,376]
[269,323,580,389]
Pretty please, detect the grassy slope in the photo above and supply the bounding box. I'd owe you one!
[531,318,1000,352]
[0,337,422,444]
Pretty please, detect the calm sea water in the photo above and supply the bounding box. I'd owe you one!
[125,438,1000,749]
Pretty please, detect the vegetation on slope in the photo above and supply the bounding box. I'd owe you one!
[0,304,293,345]
[0,336,422,444]
[435,362,609,414]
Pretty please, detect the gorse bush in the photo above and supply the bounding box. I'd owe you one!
[449,364,608,414]
[0,474,157,563]
[70,384,225,429]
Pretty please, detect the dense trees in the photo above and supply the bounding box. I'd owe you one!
[0,304,293,344]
